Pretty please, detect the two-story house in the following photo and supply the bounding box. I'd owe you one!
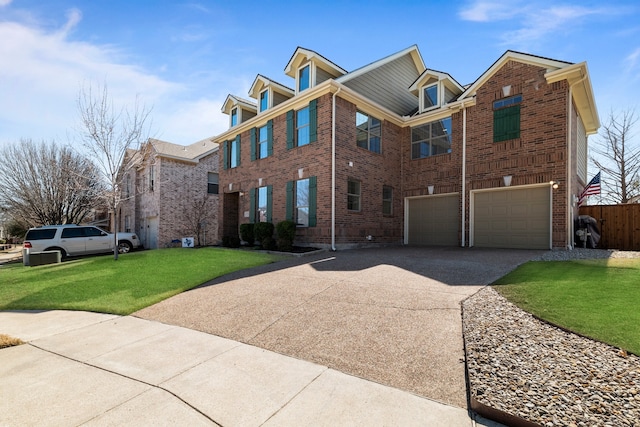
[215,45,599,250]
[119,138,219,249]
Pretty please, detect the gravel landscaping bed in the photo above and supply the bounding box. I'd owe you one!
[463,249,640,427]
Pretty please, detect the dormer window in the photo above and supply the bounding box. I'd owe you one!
[423,83,438,110]
[259,90,269,112]
[298,64,310,92]
[230,108,238,127]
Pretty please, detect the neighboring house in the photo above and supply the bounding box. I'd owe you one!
[213,45,599,250]
[119,138,219,249]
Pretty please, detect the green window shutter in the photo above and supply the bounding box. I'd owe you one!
[266,185,273,223]
[309,99,317,143]
[507,105,521,140]
[493,106,520,143]
[250,127,257,161]
[235,134,241,166]
[286,110,295,149]
[249,188,256,223]
[222,140,228,170]
[267,119,274,156]
[309,176,317,227]
[286,181,294,221]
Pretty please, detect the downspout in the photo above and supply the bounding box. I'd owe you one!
[567,75,587,250]
[331,86,342,251]
[461,104,467,247]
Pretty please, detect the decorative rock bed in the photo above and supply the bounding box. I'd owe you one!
[463,250,640,427]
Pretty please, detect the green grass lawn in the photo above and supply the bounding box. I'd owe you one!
[0,248,280,315]
[493,258,640,355]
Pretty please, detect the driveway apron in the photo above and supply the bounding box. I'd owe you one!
[135,246,542,408]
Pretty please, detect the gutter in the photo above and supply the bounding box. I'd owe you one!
[461,104,468,247]
[567,74,587,250]
[331,86,342,251]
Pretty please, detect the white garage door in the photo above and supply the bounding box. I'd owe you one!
[473,186,550,249]
[407,194,459,246]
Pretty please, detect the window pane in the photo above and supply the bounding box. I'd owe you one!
[411,118,451,159]
[347,180,360,211]
[411,124,429,142]
[296,178,310,227]
[230,140,238,167]
[297,107,310,146]
[382,186,392,215]
[259,125,268,158]
[369,136,381,154]
[299,65,310,92]
[260,91,268,112]
[424,85,438,108]
[257,186,268,222]
[356,129,368,149]
[208,172,219,194]
[370,117,381,136]
[231,108,238,126]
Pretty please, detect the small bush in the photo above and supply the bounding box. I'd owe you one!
[254,222,274,250]
[222,235,241,248]
[276,220,296,252]
[239,223,255,246]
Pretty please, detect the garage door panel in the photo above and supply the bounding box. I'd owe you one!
[474,187,550,250]
[408,195,459,246]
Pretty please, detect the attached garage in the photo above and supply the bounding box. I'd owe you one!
[406,194,459,246]
[472,185,551,250]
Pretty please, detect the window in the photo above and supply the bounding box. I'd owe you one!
[296,107,310,147]
[251,120,273,161]
[125,174,131,198]
[259,90,269,112]
[250,186,272,223]
[411,117,452,159]
[231,107,238,126]
[356,111,381,153]
[382,186,393,215]
[423,84,438,110]
[286,176,317,227]
[124,215,131,233]
[493,94,522,143]
[258,125,269,158]
[224,135,241,169]
[286,99,317,149]
[208,172,219,194]
[61,227,85,238]
[347,179,361,211]
[149,165,155,191]
[298,64,310,92]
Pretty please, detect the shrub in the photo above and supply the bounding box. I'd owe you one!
[222,235,241,248]
[254,222,275,250]
[239,223,255,246]
[276,220,296,252]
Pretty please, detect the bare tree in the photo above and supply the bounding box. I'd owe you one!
[181,195,215,246]
[76,83,152,259]
[0,139,103,227]
[590,109,640,204]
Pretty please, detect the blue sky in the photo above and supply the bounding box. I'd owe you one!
[0,0,638,148]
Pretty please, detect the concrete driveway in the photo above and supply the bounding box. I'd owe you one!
[135,246,543,408]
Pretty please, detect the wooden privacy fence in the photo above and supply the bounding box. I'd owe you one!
[579,204,640,251]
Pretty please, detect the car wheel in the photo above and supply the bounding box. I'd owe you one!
[118,241,132,254]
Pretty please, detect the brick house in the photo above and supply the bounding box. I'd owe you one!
[119,138,219,249]
[214,46,599,250]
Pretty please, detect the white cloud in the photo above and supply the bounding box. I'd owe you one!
[0,10,181,147]
[458,1,518,22]
[0,0,13,7]
[625,47,640,78]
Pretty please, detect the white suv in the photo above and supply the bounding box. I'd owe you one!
[23,225,141,258]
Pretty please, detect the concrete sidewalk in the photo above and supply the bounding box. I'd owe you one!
[0,310,499,426]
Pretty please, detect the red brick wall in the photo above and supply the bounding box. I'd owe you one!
[219,93,403,248]
[463,60,569,248]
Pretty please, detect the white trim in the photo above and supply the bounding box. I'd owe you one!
[468,183,553,249]
[258,88,270,113]
[297,63,312,94]
[404,192,459,245]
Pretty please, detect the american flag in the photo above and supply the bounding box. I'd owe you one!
[577,172,601,207]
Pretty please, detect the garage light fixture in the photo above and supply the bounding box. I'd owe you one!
[503,175,512,187]
[550,180,559,189]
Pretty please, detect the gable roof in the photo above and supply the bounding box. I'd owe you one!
[248,74,294,100]
[284,47,347,79]
[458,50,572,100]
[336,45,426,116]
[408,69,465,95]
[221,94,257,114]
[148,138,218,163]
